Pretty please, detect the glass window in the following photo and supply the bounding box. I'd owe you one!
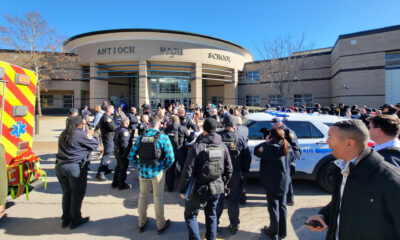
[81,66,90,80]
[211,96,223,105]
[386,53,400,67]
[41,95,53,108]
[283,121,311,138]
[310,123,324,138]
[248,121,273,140]
[63,95,74,109]
[246,95,260,106]
[268,95,283,107]
[294,94,313,107]
[248,71,260,83]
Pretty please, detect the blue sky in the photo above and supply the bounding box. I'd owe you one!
[1,0,399,60]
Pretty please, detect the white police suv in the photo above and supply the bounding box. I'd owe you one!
[244,111,346,192]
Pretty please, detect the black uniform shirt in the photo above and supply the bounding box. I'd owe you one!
[56,128,99,163]
[127,112,139,132]
[113,126,131,156]
[180,115,198,132]
[99,113,116,141]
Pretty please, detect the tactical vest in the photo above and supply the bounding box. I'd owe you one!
[167,127,184,151]
[138,132,162,165]
[197,143,224,183]
[221,132,240,167]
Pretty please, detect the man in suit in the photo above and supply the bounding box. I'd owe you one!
[306,119,400,240]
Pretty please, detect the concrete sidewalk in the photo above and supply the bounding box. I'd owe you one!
[0,116,329,240]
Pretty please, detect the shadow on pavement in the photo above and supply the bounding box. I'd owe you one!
[291,207,327,240]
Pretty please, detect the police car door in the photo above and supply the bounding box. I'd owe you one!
[283,120,330,175]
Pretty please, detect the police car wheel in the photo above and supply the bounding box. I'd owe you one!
[317,162,335,193]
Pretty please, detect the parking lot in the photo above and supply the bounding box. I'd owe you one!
[0,117,331,240]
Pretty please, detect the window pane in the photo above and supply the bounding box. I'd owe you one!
[283,121,311,138]
[248,121,272,140]
[310,123,324,138]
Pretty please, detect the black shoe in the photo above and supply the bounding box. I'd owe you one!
[61,220,70,228]
[240,199,247,205]
[96,172,106,181]
[157,219,171,235]
[119,183,132,190]
[111,182,118,188]
[70,217,89,230]
[261,226,277,240]
[230,224,239,234]
[287,201,294,206]
[104,167,113,175]
[138,220,148,233]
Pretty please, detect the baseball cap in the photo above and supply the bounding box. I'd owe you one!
[203,118,218,133]
[271,117,282,124]
[222,114,238,127]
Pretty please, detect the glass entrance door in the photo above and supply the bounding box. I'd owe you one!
[149,78,191,109]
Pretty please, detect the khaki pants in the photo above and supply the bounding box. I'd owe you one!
[138,171,166,230]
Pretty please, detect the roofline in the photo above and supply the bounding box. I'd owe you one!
[332,24,400,52]
[63,28,251,54]
[248,50,331,65]
[0,48,76,56]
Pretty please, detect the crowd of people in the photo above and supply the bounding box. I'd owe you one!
[55,100,400,240]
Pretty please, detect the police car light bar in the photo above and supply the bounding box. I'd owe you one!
[269,111,288,117]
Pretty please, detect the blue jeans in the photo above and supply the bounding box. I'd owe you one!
[184,194,219,240]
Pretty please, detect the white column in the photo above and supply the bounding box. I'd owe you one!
[138,60,149,108]
[191,63,202,106]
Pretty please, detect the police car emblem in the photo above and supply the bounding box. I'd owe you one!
[124,131,129,137]
[107,118,112,123]
[184,119,187,123]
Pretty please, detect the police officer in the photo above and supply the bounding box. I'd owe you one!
[127,107,139,136]
[178,118,232,240]
[271,117,301,206]
[55,116,99,229]
[178,109,198,132]
[138,114,149,136]
[216,114,252,234]
[254,128,291,240]
[164,115,193,192]
[112,117,132,190]
[96,105,116,181]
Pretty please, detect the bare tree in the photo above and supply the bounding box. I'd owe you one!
[256,35,314,107]
[0,11,76,116]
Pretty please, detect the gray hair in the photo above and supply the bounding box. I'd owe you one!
[121,117,130,126]
[332,120,369,147]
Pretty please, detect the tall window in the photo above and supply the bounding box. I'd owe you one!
[294,94,313,107]
[211,96,223,105]
[385,52,400,104]
[268,95,283,107]
[40,95,53,108]
[63,95,74,109]
[248,71,260,83]
[81,66,90,80]
[246,95,260,106]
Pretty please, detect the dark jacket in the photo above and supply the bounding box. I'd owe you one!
[180,115,198,132]
[99,113,116,142]
[378,147,400,168]
[113,126,131,158]
[319,149,400,240]
[254,140,290,195]
[56,128,99,163]
[165,123,193,151]
[178,133,232,194]
[127,112,139,133]
[218,129,252,173]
